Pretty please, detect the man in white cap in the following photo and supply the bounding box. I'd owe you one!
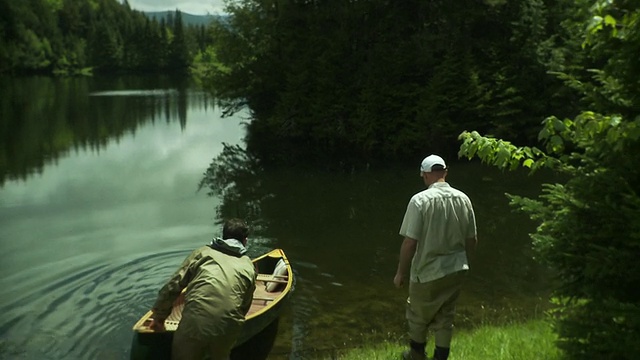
[394,154,477,360]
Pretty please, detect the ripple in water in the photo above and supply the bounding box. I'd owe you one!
[0,250,190,360]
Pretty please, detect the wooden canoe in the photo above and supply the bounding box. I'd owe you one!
[130,248,294,360]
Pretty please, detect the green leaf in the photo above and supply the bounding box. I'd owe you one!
[523,158,534,168]
[604,15,616,27]
[588,16,604,33]
[553,118,566,132]
[539,127,550,141]
[550,135,564,152]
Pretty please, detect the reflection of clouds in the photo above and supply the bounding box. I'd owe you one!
[89,89,179,96]
[0,105,248,287]
[2,108,246,206]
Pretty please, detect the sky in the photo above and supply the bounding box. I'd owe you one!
[125,0,226,15]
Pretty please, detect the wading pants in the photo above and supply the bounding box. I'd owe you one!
[171,326,239,360]
[406,270,466,348]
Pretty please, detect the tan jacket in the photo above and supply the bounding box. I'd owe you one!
[152,239,256,340]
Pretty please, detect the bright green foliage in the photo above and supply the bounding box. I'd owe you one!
[459,130,546,171]
[459,2,640,358]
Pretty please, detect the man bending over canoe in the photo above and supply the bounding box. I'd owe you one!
[150,218,256,360]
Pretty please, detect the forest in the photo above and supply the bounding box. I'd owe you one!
[201,0,594,167]
[0,0,212,75]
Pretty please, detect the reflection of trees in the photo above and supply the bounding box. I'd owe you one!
[199,143,414,245]
[0,75,210,185]
[198,143,270,231]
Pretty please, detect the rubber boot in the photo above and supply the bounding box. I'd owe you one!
[433,346,450,360]
[402,340,426,360]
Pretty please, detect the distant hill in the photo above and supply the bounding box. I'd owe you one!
[144,11,221,27]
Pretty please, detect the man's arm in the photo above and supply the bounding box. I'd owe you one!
[465,199,478,267]
[466,236,477,266]
[394,237,418,288]
[150,278,182,331]
[149,250,200,330]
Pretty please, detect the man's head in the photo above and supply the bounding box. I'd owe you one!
[420,154,447,185]
[222,218,249,244]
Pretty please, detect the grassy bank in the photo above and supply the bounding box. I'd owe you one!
[334,319,561,360]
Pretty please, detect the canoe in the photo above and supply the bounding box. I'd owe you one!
[130,248,294,360]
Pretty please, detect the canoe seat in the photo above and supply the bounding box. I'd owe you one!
[256,274,288,283]
[265,259,288,292]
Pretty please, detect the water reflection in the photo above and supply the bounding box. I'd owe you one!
[89,89,180,97]
[0,75,214,185]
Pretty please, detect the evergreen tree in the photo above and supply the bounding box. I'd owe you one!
[168,10,190,71]
[90,22,123,71]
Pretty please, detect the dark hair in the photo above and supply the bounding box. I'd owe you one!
[431,164,447,172]
[222,218,249,240]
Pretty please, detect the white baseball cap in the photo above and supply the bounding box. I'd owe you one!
[420,154,447,173]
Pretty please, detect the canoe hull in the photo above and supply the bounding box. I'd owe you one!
[130,318,281,360]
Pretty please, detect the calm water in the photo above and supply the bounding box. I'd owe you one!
[0,76,551,360]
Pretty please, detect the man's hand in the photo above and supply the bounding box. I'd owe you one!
[394,273,405,288]
[150,315,166,331]
[394,237,417,289]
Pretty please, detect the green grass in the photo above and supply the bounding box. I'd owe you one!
[333,319,561,360]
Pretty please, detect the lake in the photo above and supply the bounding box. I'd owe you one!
[0,75,551,359]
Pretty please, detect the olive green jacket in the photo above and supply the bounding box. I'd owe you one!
[152,238,256,340]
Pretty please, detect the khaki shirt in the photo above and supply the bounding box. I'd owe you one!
[399,182,477,282]
[153,245,256,340]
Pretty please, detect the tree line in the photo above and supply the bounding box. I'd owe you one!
[200,0,594,168]
[0,0,212,75]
